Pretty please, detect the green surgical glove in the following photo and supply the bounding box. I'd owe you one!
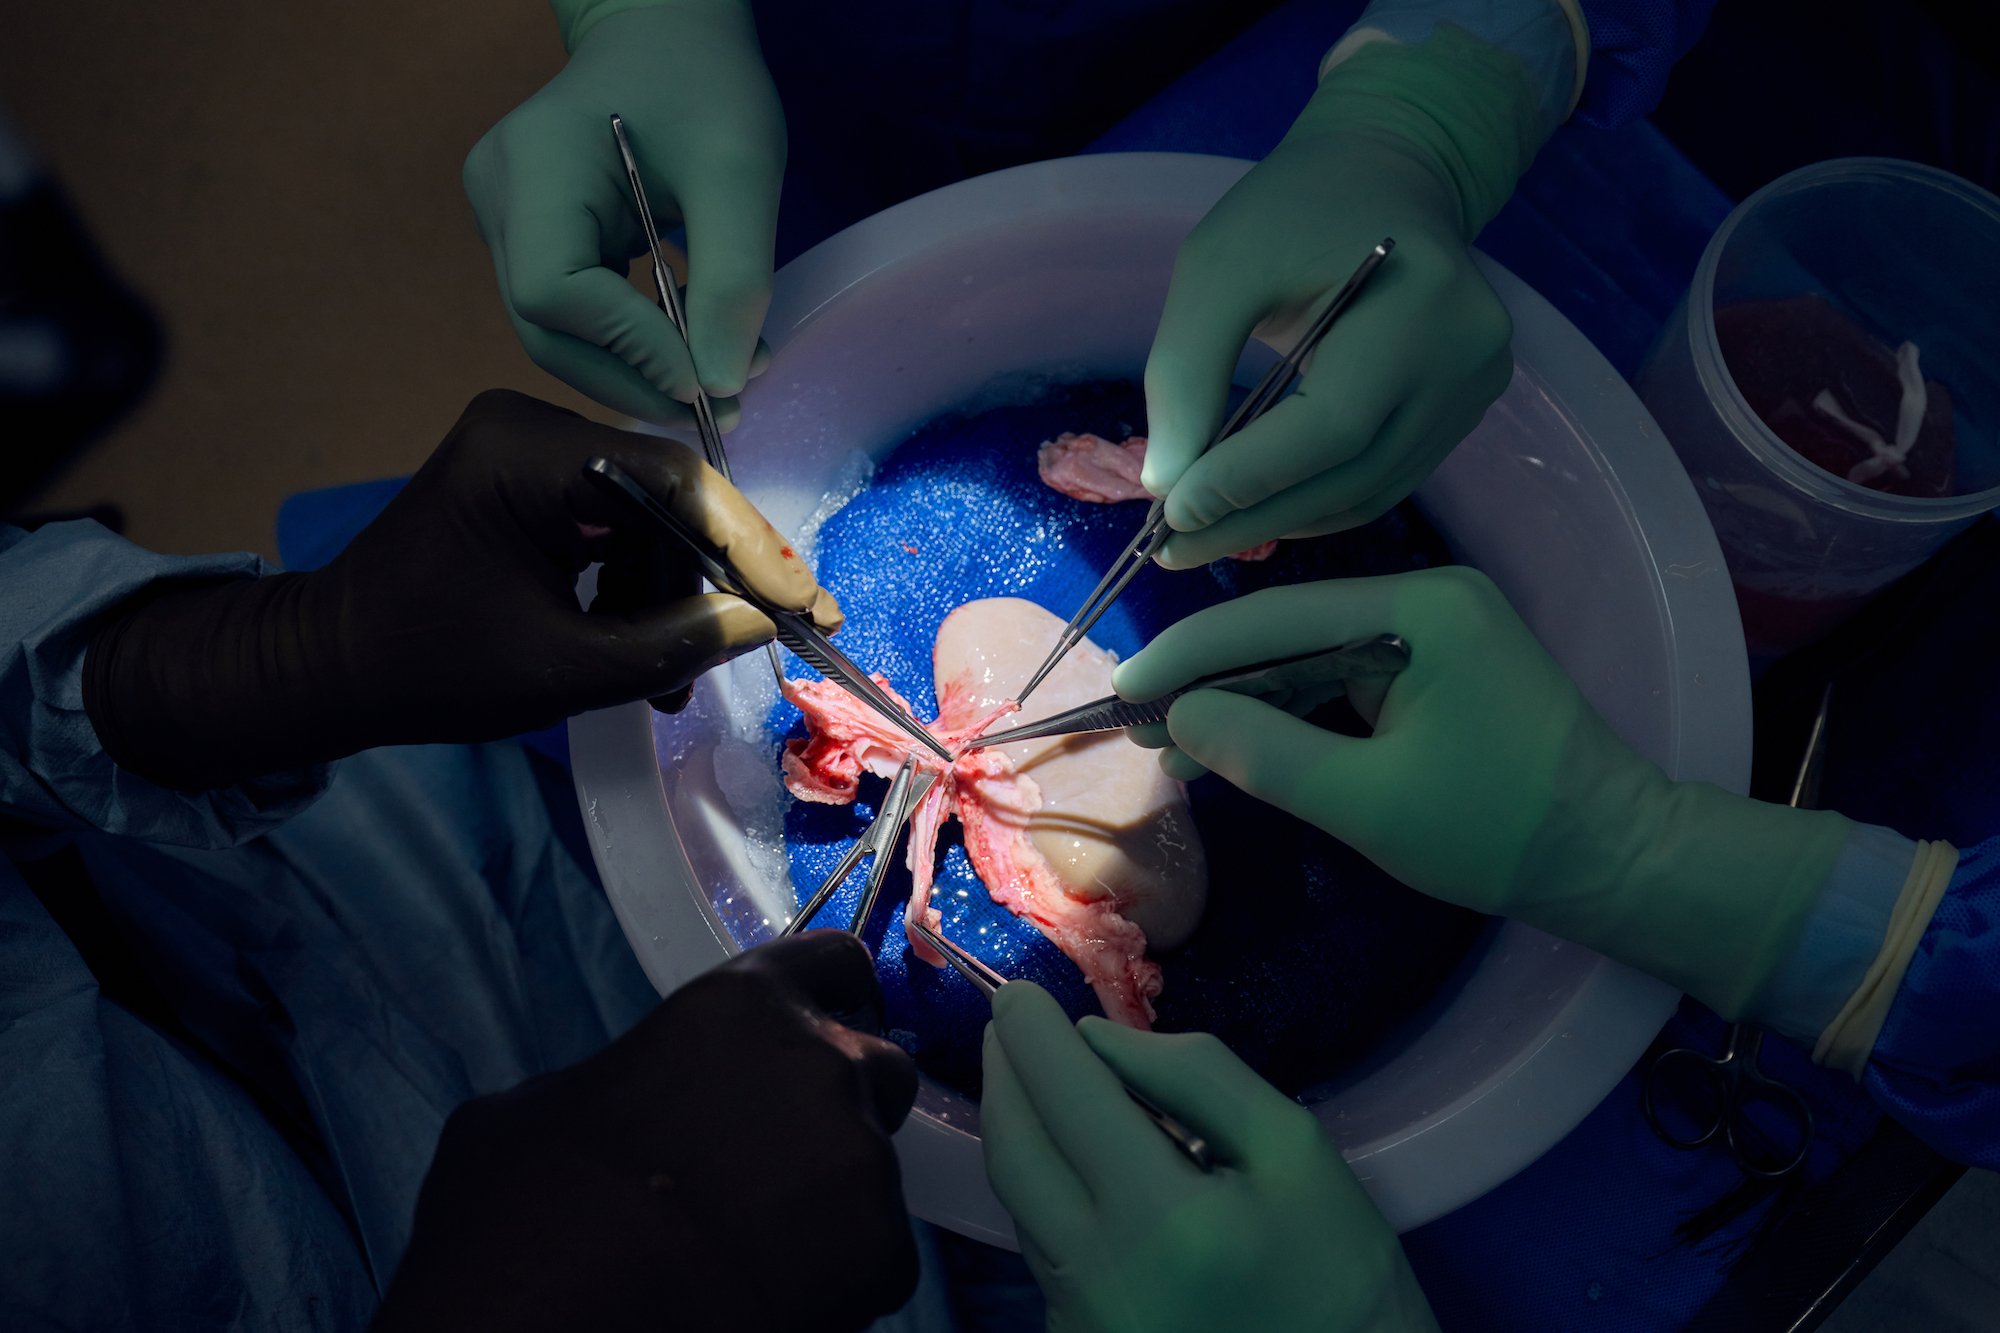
[1112,569,1855,1020]
[1142,27,1547,567]
[465,1,783,427]
[982,981,1440,1333]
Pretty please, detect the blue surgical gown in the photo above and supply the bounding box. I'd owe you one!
[1864,838,2000,1167]
[0,518,660,1329]
[0,517,966,1333]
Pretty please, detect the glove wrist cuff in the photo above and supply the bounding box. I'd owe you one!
[1514,717,1854,1016]
[1321,0,1589,128]
[1812,839,1959,1077]
[1292,24,1547,237]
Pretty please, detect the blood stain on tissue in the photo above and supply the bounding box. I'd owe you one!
[1036,431,1279,560]
[780,662,1165,1029]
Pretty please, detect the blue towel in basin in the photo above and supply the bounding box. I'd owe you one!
[775,379,1488,1098]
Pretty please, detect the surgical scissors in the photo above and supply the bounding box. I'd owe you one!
[581,458,953,762]
[907,916,1217,1173]
[781,757,938,937]
[1642,1023,1814,1179]
[1639,682,1834,1178]
[969,633,1408,752]
[1014,238,1394,705]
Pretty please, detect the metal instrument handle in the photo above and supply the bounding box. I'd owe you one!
[581,459,951,762]
[783,766,937,938]
[1014,238,1395,706]
[849,761,924,934]
[910,918,1008,998]
[609,113,729,478]
[1642,1045,1731,1151]
[783,835,871,937]
[1642,1025,1814,1178]
[908,918,1216,1172]
[972,634,1409,750]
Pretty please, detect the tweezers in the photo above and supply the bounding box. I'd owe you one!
[971,632,1408,751]
[1015,238,1395,705]
[907,916,1217,1172]
[782,757,938,937]
[610,113,729,480]
[581,458,953,761]
[613,115,802,686]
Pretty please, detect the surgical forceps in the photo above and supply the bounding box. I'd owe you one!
[907,916,1218,1173]
[581,458,953,762]
[1015,239,1395,704]
[781,757,939,937]
[612,114,798,686]
[1640,682,1834,1178]
[610,114,728,479]
[970,633,1409,752]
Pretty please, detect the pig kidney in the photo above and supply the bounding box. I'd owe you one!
[933,597,1208,948]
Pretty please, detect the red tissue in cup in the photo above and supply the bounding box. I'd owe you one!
[1716,295,1955,499]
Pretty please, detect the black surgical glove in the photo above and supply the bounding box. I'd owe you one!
[82,389,841,791]
[374,931,922,1333]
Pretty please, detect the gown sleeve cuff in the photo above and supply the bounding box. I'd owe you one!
[0,521,335,849]
[1812,839,1960,1078]
[1319,0,1588,135]
[1750,821,1918,1045]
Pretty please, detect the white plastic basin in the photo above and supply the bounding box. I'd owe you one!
[570,153,1747,1246]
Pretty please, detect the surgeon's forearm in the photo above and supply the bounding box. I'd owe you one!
[1323,0,1587,134]
[1585,803,1960,1085]
[82,574,355,792]
[1513,746,1964,1081]
[1507,715,1855,1020]
[1304,0,1584,236]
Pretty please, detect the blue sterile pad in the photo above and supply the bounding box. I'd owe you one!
[777,380,1488,1098]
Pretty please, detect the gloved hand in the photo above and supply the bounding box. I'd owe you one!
[83,389,840,791]
[1113,569,1854,1018]
[374,930,921,1333]
[464,1,784,426]
[982,981,1440,1333]
[1142,26,1547,567]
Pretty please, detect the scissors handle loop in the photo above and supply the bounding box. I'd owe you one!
[1642,1024,1815,1178]
[1641,1045,1730,1151]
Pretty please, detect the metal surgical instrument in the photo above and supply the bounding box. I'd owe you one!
[612,115,799,687]
[610,113,728,479]
[908,916,1217,1172]
[581,458,953,762]
[1640,682,1833,1178]
[1014,238,1395,704]
[782,757,938,937]
[969,633,1409,752]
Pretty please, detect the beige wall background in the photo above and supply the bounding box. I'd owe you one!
[2,0,624,559]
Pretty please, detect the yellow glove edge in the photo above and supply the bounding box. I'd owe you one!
[1513,710,1856,1019]
[1813,840,1959,1078]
